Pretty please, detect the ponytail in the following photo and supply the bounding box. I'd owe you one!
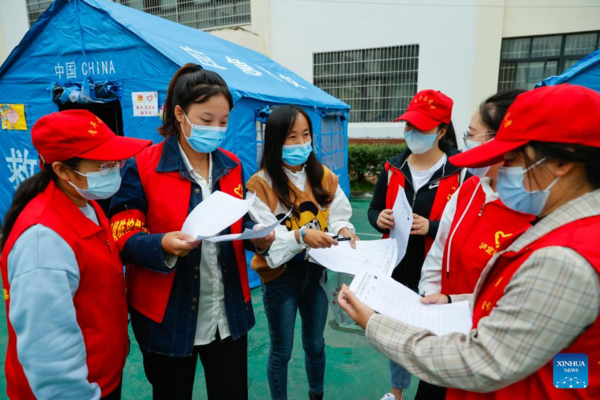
[439,120,458,151]
[159,63,233,137]
[1,158,80,249]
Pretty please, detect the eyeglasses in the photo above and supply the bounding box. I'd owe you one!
[72,160,127,177]
[462,131,495,147]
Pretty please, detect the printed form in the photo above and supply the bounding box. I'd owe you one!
[350,271,472,336]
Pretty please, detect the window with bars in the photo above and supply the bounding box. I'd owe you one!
[26,0,53,26]
[320,114,345,171]
[313,45,419,123]
[27,0,251,30]
[498,32,600,91]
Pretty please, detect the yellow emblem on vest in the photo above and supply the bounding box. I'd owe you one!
[234,184,243,198]
[3,288,9,301]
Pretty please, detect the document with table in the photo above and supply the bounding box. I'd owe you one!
[350,271,472,336]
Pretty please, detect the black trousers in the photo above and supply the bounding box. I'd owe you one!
[101,381,122,400]
[415,379,447,400]
[142,332,248,400]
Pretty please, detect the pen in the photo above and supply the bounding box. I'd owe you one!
[330,234,353,242]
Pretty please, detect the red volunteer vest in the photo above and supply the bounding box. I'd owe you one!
[441,177,534,295]
[0,181,128,399]
[447,215,600,400]
[384,162,460,256]
[113,143,250,324]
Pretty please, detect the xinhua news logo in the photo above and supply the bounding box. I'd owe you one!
[553,353,588,389]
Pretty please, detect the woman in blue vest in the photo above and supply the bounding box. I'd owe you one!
[109,63,274,400]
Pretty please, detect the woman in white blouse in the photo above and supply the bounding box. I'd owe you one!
[247,105,358,400]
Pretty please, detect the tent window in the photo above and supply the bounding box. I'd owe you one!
[115,0,251,31]
[320,114,345,171]
[498,31,600,91]
[256,119,265,168]
[313,45,419,123]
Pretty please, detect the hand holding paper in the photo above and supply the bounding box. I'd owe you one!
[349,271,472,336]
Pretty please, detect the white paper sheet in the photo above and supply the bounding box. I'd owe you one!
[309,238,398,276]
[206,210,291,243]
[390,188,413,264]
[181,191,256,241]
[350,271,472,336]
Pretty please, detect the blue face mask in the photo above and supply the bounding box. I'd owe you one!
[497,157,560,216]
[282,141,313,166]
[404,128,440,155]
[182,112,226,154]
[464,139,491,179]
[68,167,122,200]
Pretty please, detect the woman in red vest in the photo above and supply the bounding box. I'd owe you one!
[0,110,151,399]
[418,90,534,302]
[340,84,600,399]
[368,89,462,400]
[108,63,274,400]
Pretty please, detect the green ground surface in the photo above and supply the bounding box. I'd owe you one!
[0,198,418,399]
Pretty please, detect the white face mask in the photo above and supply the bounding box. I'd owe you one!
[464,139,491,179]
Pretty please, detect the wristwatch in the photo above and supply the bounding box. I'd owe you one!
[298,226,307,246]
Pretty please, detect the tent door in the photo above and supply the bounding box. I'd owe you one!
[58,101,124,136]
[58,101,124,215]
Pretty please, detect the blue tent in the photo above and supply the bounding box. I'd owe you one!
[537,49,600,92]
[0,0,350,288]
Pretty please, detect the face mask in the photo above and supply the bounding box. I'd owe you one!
[181,112,226,154]
[404,129,439,155]
[68,167,122,200]
[282,141,313,166]
[464,139,491,179]
[497,157,560,216]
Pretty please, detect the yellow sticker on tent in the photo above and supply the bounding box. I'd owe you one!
[1,104,27,130]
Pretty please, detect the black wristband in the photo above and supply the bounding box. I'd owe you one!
[445,294,452,304]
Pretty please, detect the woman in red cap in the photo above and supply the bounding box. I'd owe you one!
[0,110,151,400]
[418,89,534,304]
[368,89,462,400]
[340,83,600,399]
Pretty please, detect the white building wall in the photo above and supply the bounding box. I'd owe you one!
[0,0,29,65]
[269,0,480,140]
[209,0,271,55]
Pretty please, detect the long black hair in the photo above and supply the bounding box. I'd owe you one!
[1,158,81,249]
[479,89,526,132]
[159,63,233,137]
[261,105,333,217]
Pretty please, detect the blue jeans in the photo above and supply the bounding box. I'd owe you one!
[390,360,412,389]
[262,261,328,400]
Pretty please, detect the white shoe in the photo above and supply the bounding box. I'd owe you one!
[380,394,404,400]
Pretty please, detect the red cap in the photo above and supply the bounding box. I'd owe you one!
[450,84,600,168]
[32,110,152,165]
[394,89,453,130]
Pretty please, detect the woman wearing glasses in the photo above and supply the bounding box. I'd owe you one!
[418,90,534,303]
[0,110,151,400]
